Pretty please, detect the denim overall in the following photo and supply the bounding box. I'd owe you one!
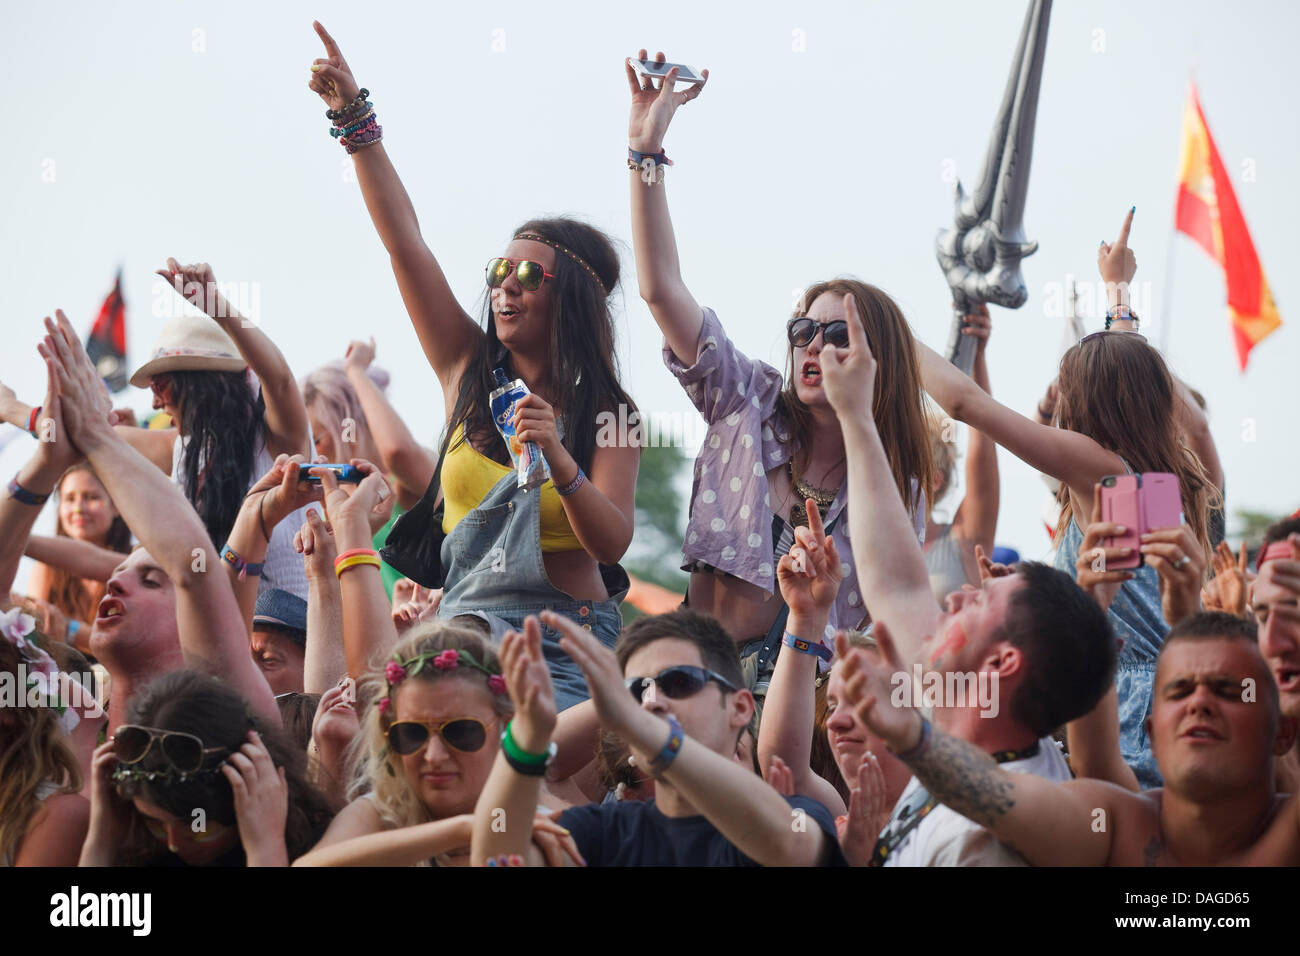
[437,471,627,712]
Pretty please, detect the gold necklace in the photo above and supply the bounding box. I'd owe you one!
[788,462,838,528]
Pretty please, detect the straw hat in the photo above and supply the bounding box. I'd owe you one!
[129,314,247,388]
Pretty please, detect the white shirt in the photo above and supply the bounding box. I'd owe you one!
[880,736,1071,867]
[171,430,311,602]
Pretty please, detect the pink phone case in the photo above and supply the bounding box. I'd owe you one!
[1139,473,1182,534]
[1100,474,1141,570]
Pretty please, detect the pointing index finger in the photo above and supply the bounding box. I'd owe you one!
[314,20,342,60]
[1115,206,1134,248]
[841,293,868,352]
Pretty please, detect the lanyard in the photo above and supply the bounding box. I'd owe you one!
[868,741,1039,866]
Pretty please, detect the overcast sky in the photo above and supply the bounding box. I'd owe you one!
[3,0,1296,591]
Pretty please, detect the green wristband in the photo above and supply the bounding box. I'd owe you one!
[501,720,549,765]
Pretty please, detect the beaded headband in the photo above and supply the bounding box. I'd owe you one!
[514,233,608,295]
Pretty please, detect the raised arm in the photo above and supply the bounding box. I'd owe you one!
[158,259,310,460]
[222,454,323,634]
[838,624,1123,867]
[342,338,436,509]
[917,339,1120,506]
[756,500,848,815]
[315,463,398,678]
[626,50,708,365]
[24,535,124,584]
[1064,490,1140,791]
[821,294,941,663]
[948,306,999,556]
[552,612,836,867]
[40,313,278,724]
[0,338,86,600]
[295,508,347,693]
[472,617,560,866]
[309,22,481,395]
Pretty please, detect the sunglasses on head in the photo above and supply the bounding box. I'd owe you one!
[787,317,850,349]
[113,724,230,775]
[1079,330,1147,345]
[625,665,739,703]
[386,717,496,756]
[485,258,555,292]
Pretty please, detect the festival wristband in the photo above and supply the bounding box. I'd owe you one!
[501,721,555,776]
[334,554,381,577]
[555,468,586,497]
[220,544,264,580]
[648,716,685,776]
[335,548,380,564]
[782,630,833,663]
[892,716,932,763]
[8,476,49,506]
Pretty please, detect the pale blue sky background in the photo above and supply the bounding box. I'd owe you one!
[3,0,1296,589]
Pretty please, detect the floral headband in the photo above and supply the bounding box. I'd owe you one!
[1,608,80,735]
[378,648,507,719]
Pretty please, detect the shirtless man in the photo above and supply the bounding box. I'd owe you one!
[838,611,1300,866]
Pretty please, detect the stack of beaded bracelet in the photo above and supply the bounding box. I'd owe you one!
[327,88,382,154]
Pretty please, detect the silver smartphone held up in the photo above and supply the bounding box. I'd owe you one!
[630,58,705,85]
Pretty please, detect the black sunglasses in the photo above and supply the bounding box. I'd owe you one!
[386,717,495,756]
[787,317,850,349]
[625,665,739,703]
[113,724,230,775]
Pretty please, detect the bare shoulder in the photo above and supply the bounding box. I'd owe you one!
[315,795,386,848]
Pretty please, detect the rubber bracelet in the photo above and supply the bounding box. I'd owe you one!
[502,745,553,777]
[335,554,381,577]
[7,476,49,506]
[220,544,264,580]
[501,721,550,765]
[782,630,833,663]
[893,716,932,762]
[66,620,81,644]
[648,716,685,776]
[27,406,41,437]
[555,468,586,497]
[335,548,380,564]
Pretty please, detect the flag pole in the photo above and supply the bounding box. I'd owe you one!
[1157,221,1177,354]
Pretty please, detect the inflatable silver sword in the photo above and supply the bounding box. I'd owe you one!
[937,0,1051,373]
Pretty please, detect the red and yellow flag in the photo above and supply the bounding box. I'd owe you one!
[1175,84,1281,370]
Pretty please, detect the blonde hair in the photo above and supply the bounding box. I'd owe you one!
[348,621,513,834]
[0,635,82,864]
[301,362,386,464]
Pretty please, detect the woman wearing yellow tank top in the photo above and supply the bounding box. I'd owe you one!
[309,24,639,708]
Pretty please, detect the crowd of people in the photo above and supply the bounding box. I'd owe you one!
[1,23,1296,869]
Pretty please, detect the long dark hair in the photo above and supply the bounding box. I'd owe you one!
[48,464,132,623]
[1053,333,1218,563]
[446,217,636,474]
[114,670,333,865]
[778,279,933,515]
[171,370,265,547]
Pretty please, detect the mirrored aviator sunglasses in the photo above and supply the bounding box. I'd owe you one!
[485,257,555,292]
[624,665,738,703]
[787,317,850,349]
[386,718,491,756]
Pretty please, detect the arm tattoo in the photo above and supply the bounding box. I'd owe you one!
[906,729,1016,827]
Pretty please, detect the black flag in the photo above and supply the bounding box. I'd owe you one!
[86,271,128,393]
